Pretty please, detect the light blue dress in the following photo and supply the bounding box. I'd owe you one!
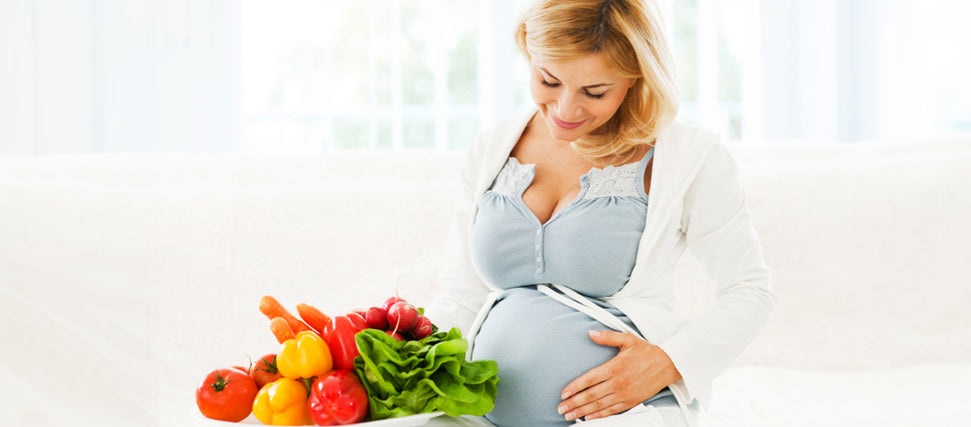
[469,147,676,426]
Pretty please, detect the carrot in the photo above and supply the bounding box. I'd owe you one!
[269,317,295,343]
[296,303,332,337]
[259,295,312,334]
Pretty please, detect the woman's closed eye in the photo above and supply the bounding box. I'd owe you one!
[541,79,606,99]
[584,90,606,99]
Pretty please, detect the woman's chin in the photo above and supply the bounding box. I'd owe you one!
[535,111,594,143]
[546,126,585,143]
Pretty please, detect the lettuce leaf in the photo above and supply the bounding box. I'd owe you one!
[353,327,500,419]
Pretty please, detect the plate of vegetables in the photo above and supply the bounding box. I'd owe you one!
[197,412,446,426]
[195,295,498,426]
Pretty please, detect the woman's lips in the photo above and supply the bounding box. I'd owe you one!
[550,114,587,130]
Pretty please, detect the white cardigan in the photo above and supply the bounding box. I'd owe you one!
[429,109,775,414]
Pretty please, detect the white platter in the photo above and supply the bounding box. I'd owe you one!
[197,411,447,426]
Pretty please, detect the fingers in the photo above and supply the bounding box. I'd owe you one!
[563,332,639,399]
[584,402,633,421]
[587,329,633,348]
[558,381,618,421]
[561,358,614,400]
[560,331,643,400]
[559,333,666,422]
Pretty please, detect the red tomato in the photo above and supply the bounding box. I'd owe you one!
[196,368,259,422]
[307,370,369,425]
[249,353,284,389]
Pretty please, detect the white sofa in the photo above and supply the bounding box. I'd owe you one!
[2,137,970,427]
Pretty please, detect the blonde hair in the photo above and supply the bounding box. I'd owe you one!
[515,0,679,163]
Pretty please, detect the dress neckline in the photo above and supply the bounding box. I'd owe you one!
[502,147,654,226]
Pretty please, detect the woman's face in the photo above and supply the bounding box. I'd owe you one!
[529,53,636,143]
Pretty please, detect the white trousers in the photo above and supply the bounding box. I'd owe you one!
[573,401,692,427]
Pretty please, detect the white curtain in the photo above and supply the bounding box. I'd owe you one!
[0,0,239,155]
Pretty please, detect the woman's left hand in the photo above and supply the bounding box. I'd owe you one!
[557,330,682,422]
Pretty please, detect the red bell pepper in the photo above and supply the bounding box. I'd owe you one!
[307,370,369,425]
[322,312,368,370]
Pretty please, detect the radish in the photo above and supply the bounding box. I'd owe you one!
[382,296,407,312]
[385,330,405,341]
[365,307,388,330]
[387,302,418,333]
[411,315,434,339]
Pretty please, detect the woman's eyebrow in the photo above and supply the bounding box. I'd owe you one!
[538,67,615,89]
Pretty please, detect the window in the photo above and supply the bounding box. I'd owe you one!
[4,0,968,155]
[241,0,498,152]
[238,0,762,150]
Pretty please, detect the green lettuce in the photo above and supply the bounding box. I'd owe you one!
[353,327,500,420]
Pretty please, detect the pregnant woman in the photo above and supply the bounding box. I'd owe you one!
[430,0,775,425]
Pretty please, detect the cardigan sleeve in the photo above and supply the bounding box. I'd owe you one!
[657,138,776,403]
[427,134,493,335]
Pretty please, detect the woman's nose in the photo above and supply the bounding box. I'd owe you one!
[556,92,583,120]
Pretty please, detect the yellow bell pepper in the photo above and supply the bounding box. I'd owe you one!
[277,331,333,379]
[252,378,313,426]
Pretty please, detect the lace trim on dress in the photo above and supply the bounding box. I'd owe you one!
[582,165,642,200]
[489,157,644,200]
[490,158,534,197]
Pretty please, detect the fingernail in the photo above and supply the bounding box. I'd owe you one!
[557,405,567,415]
[565,412,576,421]
[561,391,571,399]
[589,330,601,337]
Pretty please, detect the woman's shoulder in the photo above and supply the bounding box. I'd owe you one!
[654,121,726,170]
[463,110,535,162]
[658,122,746,196]
[658,121,720,151]
[454,110,535,190]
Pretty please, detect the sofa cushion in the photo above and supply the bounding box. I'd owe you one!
[1,138,969,426]
[701,363,971,426]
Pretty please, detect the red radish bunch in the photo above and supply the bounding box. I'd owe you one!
[365,307,388,330]
[362,296,437,340]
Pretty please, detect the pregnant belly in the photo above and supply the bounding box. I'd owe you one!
[470,287,628,427]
